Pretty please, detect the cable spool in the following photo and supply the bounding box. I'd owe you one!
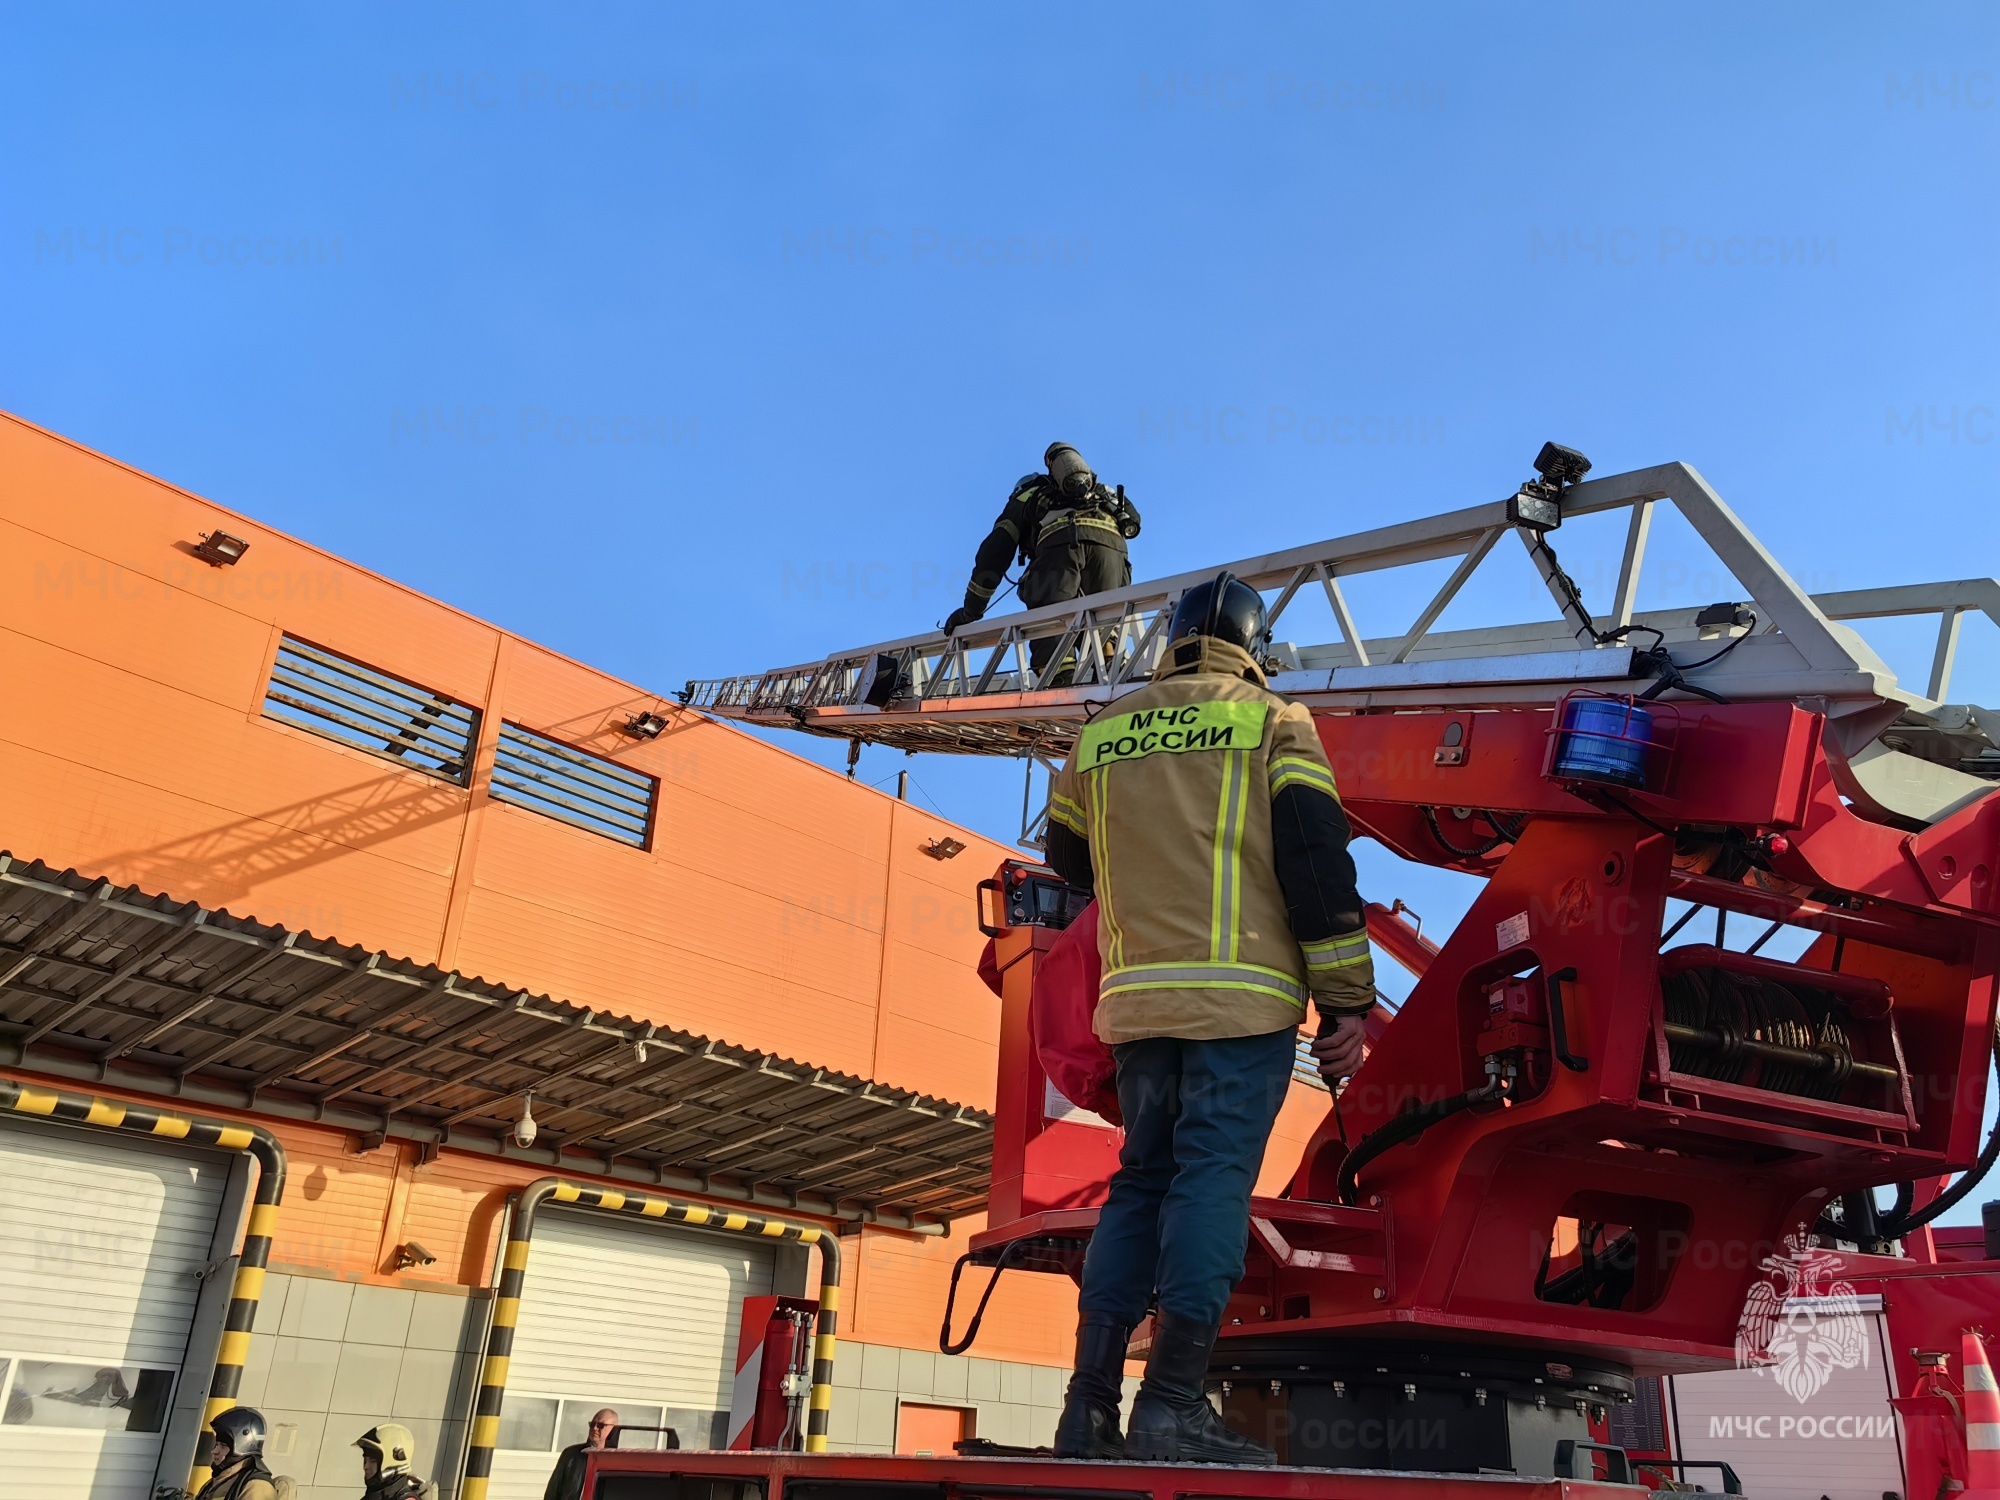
[1659,965,1877,1101]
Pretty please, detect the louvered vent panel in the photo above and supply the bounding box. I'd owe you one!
[262,635,479,782]
[491,723,656,848]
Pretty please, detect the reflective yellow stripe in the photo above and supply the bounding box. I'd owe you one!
[12,1086,59,1115]
[1049,792,1085,835]
[151,1113,191,1139]
[1304,930,1373,972]
[247,1203,280,1239]
[491,1297,520,1329]
[470,1415,500,1449]
[504,1239,531,1272]
[640,1198,668,1217]
[216,1125,254,1149]
[1102,960,1308,1008]
[1089,770,1125,968]
[231,1265,266,1302]
[85,1098,125,1127]
[1271,754,1338,798]
[553,1182,582,1203]
[1209,750,1233,960]
[481,1354,510,1386]
[215,1329,252,1367]
[818,1284,839,1311]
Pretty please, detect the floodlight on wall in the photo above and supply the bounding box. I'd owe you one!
[625,711,668,739]
[192,530,250,566]
[923,837,967,861]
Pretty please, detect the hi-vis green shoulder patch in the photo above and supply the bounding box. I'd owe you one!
[1078,700,1269,771]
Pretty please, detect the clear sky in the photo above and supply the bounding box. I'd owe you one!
[6,5,1998,1218]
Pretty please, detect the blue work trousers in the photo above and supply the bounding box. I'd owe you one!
[1075,1027,1296,1329]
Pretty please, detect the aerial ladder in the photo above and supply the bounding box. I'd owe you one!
[676,452,2000,1488]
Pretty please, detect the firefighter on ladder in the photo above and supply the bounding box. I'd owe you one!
[1042,571,1377,1464]
[942,442,1141,682]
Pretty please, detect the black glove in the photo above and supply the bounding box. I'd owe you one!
[943,606,980,634]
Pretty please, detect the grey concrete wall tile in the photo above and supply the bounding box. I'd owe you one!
[260,1407,327,1474]
[832,1344,862,1388]
[896,1348,936,1397]
[237,1328,277,1407]
[280,1277,355,1341]
[931,1356,968,1401]
[264,1336,341,1411]
[406,1288,474,1351]
[392,1347,460,1421]
[826,1392,860,1447]
[329,1342,405,1416]
[853,1388,897,1449]
[310,1409,369,1489]
[253,1273,292,1336]
[973,1403,1019,1447]
[1000,1363,1033,1405]
[1030,1364,1065,1407]
[1029,1405,1061,1446]
[346,1284,416,1347]
[966,1359,1001,1402]
[858,1342,900,1392]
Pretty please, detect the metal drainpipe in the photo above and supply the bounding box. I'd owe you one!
[0,1076,286,1494]
[459,1178,843,1499]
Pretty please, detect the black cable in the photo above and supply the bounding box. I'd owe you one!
[938,1238,1029,1355]
[1337,1075,1507,1205]
[1421,805,1516,859]
[1597,789,1679,838]
[1834,1020,2000,1244]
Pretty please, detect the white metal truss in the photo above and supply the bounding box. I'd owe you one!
[684,463,2000,805]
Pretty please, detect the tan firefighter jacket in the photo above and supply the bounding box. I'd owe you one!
[1047,636,1374,1045]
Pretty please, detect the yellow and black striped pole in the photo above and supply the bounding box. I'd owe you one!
[0,1077,286,1493]
[460,1178,841,1499]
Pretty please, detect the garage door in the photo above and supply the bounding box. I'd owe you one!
[0,1117,229,1500]
[487,1209,776,1500]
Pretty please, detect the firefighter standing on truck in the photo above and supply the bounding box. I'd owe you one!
[1042,570,1377,1464]
[941,442,1140,681]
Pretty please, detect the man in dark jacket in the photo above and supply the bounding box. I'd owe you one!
[942,442,1141,681]
[543,1408,618,1500]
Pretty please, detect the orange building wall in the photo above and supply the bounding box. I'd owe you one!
[0,409,1007,1104]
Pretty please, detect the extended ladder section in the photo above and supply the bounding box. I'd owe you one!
[687,462,2000,826]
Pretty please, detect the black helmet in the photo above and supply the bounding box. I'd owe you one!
[210,1406,267,1459]
[1167,570,1266,654]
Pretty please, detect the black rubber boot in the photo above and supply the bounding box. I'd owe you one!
[1124,1311,1277,1465]
[1052,1316,1131,1458]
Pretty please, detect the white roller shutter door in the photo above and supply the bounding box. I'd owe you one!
[487,1209,775,1500]
[0,1117,228,1500]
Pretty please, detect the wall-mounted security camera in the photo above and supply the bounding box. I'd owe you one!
[512,1094,538,1149]
[391,1241,437,1271]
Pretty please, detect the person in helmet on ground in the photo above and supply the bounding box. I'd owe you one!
[1042,571,1377,1464]
[193,1406,280,1500]
[354,1422,430,1499]
[942,442,1141,682]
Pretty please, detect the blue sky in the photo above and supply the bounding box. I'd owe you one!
[6,6,1998,1217]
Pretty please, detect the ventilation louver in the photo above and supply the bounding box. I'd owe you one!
[491,723,657,848]
[263,635,479,783]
